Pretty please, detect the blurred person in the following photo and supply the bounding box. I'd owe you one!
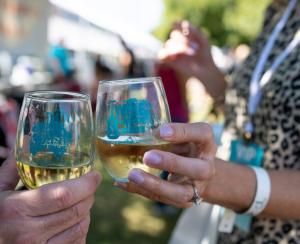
[155,61,189,123]
[91,57,113,110]
[118,36,140,78]
[116,0,300,243]
[49,42,80,93]
[94,57,113,84]
[0,156,101,243]
[0,95,18,165]
[73,51,96,93]
[0,51,12,78]
[49,39,73,79]
[232,44,251,65]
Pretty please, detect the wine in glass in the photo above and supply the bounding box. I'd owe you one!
[15,91,94,189]
[95,77,171,182]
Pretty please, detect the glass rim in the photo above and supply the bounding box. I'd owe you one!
[98,76,162,86]
[25,91,90,102]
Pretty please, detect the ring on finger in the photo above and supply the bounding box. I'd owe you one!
[191,184,203,205]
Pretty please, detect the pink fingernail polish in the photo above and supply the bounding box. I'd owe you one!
[128,169,144,184]
[144,152,161,165]
[160,124,174,138]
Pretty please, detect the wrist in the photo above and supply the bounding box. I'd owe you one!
[242,166,271,215]
[201,157,218,202]
[201,158,256,212]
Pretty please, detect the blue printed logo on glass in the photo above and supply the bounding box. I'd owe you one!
[30,111,72,160]
[107,98,155,139]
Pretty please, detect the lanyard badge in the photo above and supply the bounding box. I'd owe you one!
[230,134,264,167]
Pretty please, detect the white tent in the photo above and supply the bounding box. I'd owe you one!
[49,0,163,58]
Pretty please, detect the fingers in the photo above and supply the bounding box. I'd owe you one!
[167,173,189,184]
[168,30,197,54]
[143,150,213,180]
[158,30,197,60]
[171,142,198,157]
[21,171,101,216]
[116,181,192,208]
[160,123,217,157]
[171,143,191,155]
[37,196,94,240]
[125,169,194,207]
[158,42,192,61]
[47,215,90,244]
[169,30,189,45]
[173,20,207,45]
[0,156,19,191]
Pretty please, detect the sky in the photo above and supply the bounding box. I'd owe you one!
[50,0,164,34]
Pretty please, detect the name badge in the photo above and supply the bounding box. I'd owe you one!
[230,140,264,167]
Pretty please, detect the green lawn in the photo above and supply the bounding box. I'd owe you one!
[87,162,181,244]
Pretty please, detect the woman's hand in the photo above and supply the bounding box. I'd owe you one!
[114,124,300,218]
[159,20,226,102]
[115,123,217,208]
[159,21,214,77]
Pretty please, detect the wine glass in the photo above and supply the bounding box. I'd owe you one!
[15,91,94,189]
[95,77,171,182]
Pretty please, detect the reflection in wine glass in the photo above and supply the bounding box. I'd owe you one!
[15,91,94,189]
[95,77,171,182]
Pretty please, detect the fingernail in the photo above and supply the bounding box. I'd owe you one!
[128,169,144,184]
[160,124,174,138]
[144,152,162,166]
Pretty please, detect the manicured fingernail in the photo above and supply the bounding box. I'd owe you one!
[160,124,174,138]
[144,152,162,166]
[128,169,144,184]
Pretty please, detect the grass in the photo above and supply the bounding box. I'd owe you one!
[87,162,181,244]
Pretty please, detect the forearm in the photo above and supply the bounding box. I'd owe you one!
[203,158,300,219]
[263,170,300,219]
[176,61,227,103]
[196,64,227,103]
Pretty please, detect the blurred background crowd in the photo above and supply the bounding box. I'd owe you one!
[0,0,270,243]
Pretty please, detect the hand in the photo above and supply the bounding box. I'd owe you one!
[158,21,216,79]
[0,157,101,244]
[115,123,217,208]
[158,21,226,101]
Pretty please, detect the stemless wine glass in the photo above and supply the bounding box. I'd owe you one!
[95,77,171,182]
[15,91,94,189]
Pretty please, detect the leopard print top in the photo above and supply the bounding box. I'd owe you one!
[218,1,300,243]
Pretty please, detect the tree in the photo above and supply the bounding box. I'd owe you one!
[154,0,271,47]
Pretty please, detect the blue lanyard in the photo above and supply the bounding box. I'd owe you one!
[245,0,299,134]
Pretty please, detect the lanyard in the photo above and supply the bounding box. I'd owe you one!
[245,0,299,134]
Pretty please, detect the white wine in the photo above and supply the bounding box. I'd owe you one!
[16,152,92,189]
[95,136,170,182]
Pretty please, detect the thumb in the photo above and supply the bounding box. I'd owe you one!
[0,156,19,191]
[160,123,217,159]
